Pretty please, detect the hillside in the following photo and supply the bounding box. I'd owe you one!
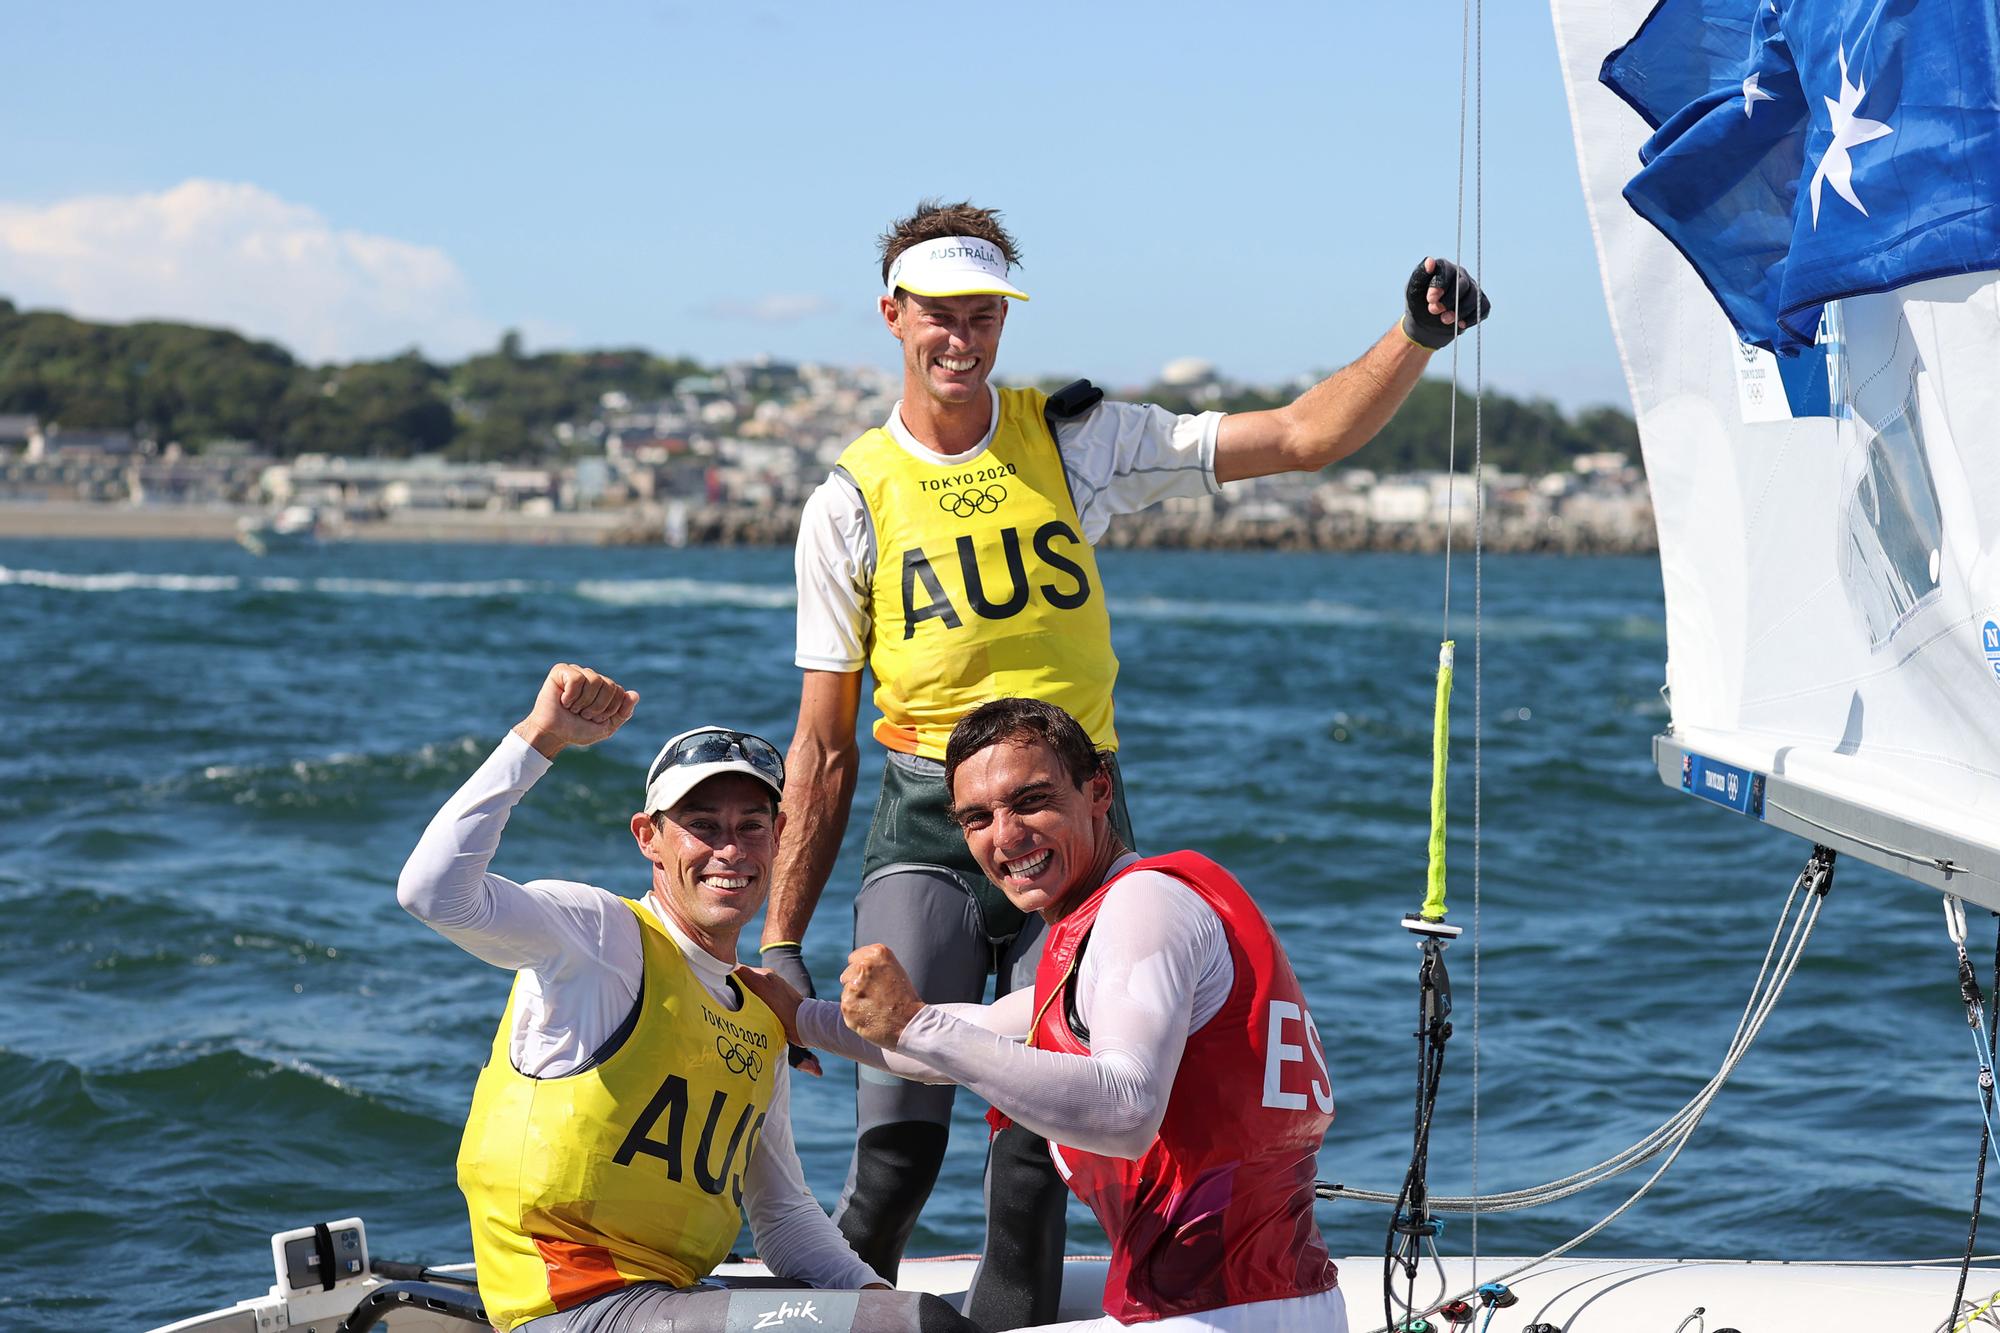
[0,298,1637,474]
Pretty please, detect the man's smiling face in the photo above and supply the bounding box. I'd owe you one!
[632,772,782,961]
[883,291,1008,413]
[949,735,1112,920]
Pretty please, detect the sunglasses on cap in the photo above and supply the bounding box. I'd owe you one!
[646,728,786,792]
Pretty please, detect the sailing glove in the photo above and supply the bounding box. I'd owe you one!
[759,942,820,1070]
[1402,257,1493,349]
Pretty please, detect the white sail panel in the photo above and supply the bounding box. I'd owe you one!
[1552,0,2000,903]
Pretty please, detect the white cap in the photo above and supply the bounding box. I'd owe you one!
[886,235,1029,301]
[643,727,785,814]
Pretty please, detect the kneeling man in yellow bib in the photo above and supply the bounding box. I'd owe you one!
[397,663,979,1333]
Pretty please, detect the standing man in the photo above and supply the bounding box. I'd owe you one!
[743,697,1346,1332]
[759,198,1485,1325]
[397,662,976,1333]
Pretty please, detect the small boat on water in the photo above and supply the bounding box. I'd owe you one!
[236,504,327,557]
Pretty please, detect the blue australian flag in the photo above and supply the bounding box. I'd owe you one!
[1602,0,2000,355]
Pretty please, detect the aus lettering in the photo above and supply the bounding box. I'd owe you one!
[613,1074,768,1203]
[1260,1000,1336,1115]
[901,520,1091,638]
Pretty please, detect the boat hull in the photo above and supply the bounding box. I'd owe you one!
[150,1252,2000,1332]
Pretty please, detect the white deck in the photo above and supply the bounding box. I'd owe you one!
[151,1251,2000,1332]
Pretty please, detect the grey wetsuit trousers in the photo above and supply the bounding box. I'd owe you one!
[834,749,1135,1333]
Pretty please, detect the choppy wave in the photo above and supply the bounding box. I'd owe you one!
[1,565,547,600]
[178,737,491,810]
[2,564,1667,639]
[0,1041,461,1147]
[310,575,543,598]
[1106,592,1661,640]
[3,564,799,610]
[0,566,242,592]
[575,576,797,609]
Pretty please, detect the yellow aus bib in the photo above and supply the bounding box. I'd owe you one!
[838,386,1118,759]
[455,898,783,1330]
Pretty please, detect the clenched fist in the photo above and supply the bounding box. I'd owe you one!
[839,944,926,1047]
[513,663,640,759]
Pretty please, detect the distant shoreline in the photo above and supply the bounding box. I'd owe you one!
[0,500,1659,555]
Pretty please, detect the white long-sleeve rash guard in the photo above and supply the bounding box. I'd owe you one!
[396,732,881,1291]
[796,855,1237,1160]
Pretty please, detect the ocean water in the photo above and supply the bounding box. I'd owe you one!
[0,538,1986,1331]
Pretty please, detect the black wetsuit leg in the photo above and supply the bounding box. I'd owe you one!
[515,1280,978,1332]
[964,911,1067,1331]
[833,862,991,1284]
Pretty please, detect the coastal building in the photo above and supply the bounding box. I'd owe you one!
[0,414,39,454]
[0,350,1657,551]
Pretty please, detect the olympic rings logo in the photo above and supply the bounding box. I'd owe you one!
[939,484,1007,518]
[717,1035,765,1080]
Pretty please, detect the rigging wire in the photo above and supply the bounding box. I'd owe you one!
[1469,0,1486,1283]
[1943,899,2000,1171]
[1946,909,2000,1331]
[1378,0,1486,1324]
[1332,847,1837,1333]
[1323,848,1834,1219]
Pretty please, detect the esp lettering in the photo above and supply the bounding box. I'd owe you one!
[1260,1000,1335,1115]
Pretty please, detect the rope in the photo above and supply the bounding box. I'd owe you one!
[1332,848,1835,1333]
[1946,1287,2000,1333]
[1384,0,1485,1322]
[1949,911,2000,1330]
[1944,898,2000,1171]
[1323,850,1831,1220]
[1440,0,1471,637]
[1469,0,1485,1279]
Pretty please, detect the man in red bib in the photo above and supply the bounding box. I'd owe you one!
[740,698,1344,1332]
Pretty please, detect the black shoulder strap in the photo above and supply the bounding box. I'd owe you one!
[1042,379,1102,520]
[1043,378,1104,435]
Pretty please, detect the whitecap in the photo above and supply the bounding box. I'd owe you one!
[0,566,240,593]
[574,577,796,610]
[307,576,543,599]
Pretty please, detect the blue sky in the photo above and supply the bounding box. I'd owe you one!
[0,3,1626,411]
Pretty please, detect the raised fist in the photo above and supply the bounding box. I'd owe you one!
[514,663,639,758]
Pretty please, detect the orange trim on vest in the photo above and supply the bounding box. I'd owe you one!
[534,1237,628,1311]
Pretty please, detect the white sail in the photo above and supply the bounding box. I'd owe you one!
[1552,0,2000,905]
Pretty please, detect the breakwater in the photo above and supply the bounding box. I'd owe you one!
[0,500,1659,553]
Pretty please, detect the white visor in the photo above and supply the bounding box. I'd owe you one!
[886,235,1029,301]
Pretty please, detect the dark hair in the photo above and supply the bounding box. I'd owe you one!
[944,697,1103,793]
[878,199,1022,289]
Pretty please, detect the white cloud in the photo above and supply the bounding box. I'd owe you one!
[697,292,833,323]
[0,179,497,362]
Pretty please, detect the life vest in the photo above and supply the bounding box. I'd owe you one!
[834,386,1118,760]
[456,897,784,1330]
[1029,851,1339,1323]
